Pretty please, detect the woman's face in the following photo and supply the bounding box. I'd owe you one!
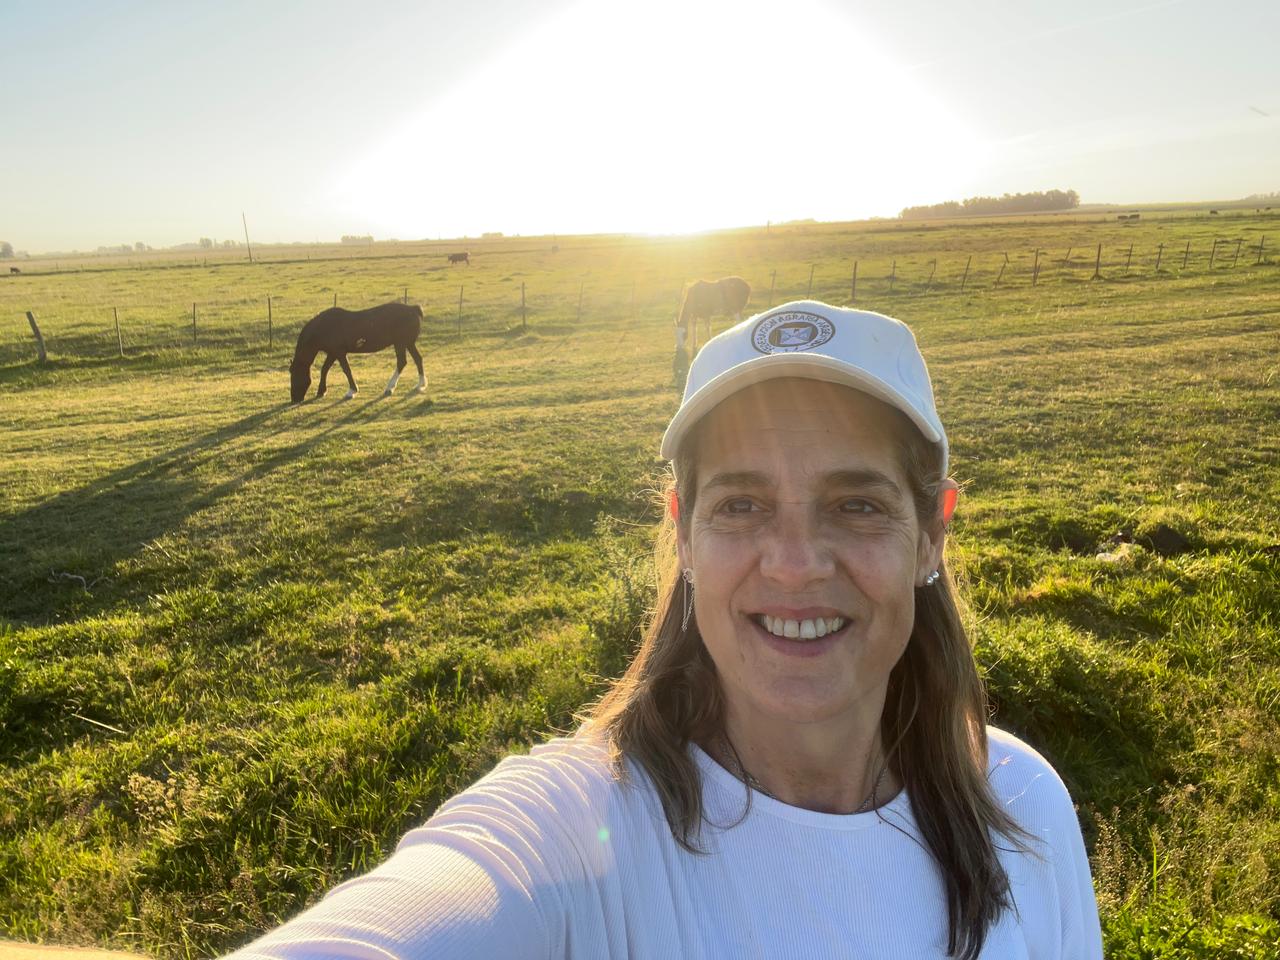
[677,378,946,730]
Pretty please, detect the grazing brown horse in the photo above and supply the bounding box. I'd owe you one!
[290,302,426,403]
[676,276,750,353]
[447,251,470,265]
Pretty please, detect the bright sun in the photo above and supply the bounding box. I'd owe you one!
[330,0,987,238]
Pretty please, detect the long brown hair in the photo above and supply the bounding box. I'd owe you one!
[585,407,1028,960]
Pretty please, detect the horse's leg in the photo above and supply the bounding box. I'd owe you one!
[337,354,357,399]
[407,342,427,392]
[384,345,407,397]
[316,354,336,398]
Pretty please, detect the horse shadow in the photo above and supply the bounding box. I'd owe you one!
[0,396,407,625]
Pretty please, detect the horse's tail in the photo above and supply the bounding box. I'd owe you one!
[722,276,750,315]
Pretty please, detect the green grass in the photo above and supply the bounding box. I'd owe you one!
[2,211,1278,957]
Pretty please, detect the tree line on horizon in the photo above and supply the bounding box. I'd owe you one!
[900,189,1080,220]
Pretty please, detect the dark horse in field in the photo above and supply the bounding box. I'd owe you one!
[291,302,426,403]
[676,276,750,353]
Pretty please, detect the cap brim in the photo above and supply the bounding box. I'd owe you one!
[660,352,943,460]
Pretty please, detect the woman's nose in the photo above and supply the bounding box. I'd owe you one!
[757,507,835,588]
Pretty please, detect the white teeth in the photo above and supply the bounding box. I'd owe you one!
[758,616,847,640]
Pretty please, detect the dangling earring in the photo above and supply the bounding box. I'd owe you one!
[681,568,695,633]
[923,570,940,587]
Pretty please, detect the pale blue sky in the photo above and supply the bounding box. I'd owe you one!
[3,0,1277,252]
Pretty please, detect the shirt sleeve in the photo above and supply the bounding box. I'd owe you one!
[1054,796,1104,960]
[987,728,1104,960]
[222,836,551,960]
[220,747,613,960]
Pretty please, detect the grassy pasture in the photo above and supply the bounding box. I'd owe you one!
[1,211,1278,958]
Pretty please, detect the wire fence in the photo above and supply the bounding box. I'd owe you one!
[3,233,1272,366]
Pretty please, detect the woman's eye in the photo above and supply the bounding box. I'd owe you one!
[839,498,879,514]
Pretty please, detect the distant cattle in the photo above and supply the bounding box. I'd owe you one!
[1210,210,1220,215]
[8,267,19,275]
[447,252,470,265]
[1118,213,1141,221]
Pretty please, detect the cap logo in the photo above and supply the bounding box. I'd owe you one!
[751,311,835,354]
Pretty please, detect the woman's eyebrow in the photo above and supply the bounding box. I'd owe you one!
[826,469,906,498]
[701,470,772,492]
[701,468,905,498]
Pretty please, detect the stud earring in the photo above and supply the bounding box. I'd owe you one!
[923,570,941,587]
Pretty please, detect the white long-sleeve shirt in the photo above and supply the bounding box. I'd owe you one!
[227,726,1102,959]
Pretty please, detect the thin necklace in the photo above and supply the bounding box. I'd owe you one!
[718,733,889,814]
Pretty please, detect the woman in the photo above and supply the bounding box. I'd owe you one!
[229,301,1102,959]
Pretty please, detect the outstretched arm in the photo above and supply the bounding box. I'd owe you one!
[223,836,551,960]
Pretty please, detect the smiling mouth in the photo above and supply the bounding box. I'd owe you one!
[752,614,847,640]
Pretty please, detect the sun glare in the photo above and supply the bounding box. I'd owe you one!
[330,0,986,238]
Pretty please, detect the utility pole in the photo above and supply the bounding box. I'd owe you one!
[242,211,254,263]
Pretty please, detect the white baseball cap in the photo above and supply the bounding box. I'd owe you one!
[660,300,948,474]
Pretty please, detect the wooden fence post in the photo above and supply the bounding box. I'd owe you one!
[995,254,1008,288]
[850,262,858,302]
[960,255,971,292]
[26,311,47,363]
[457,285,463,334]
[267,296,273,350]
[1092,243,1102,280]
[889,260,896,294]
[1032,249,1041,285]
[1155,243,1164,272]
[806,263,815,298]
[1125,244,1133,272]
[1258,236,1267,265]
[521,281,527,332]
[768,270,776,307]
[114,307,124,357]
[927,259,937,291]
[1183,240,1191,270]
[1232,238,1242,268]
[192,302,197,346]
[1062,247,1072,271]
[403,287,408,305]
[1209,240,1218,269]
[333,293,338,308]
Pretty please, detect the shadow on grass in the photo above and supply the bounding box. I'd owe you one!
[0,395,409,624]
[0,347,291,388]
